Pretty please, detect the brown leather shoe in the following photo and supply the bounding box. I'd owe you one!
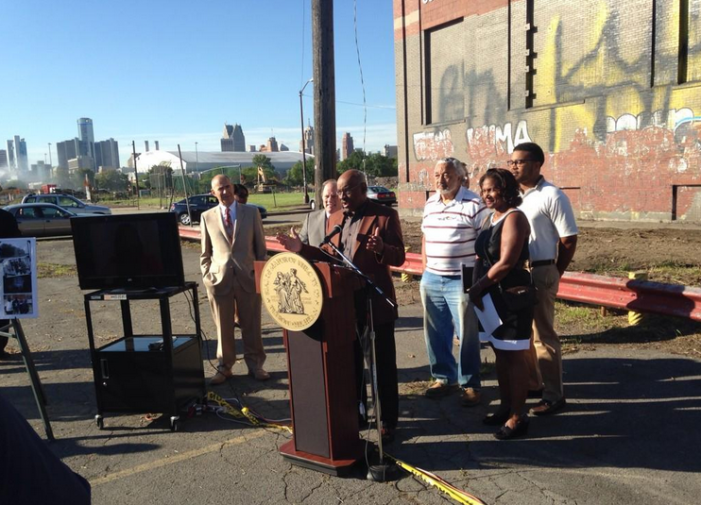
[209,365,233,385]
[425,380,459,398]
[461,387,482,407]
[248,368,271,381]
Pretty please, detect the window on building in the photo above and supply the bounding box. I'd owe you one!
[425,20,465,124]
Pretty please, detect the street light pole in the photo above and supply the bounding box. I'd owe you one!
[47,143,52,167]
[299,77,313,205]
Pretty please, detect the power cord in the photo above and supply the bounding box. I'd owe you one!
[182,289,219,374]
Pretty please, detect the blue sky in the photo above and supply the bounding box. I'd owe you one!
[0,0,397,168]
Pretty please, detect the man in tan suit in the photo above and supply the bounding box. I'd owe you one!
[200,175,268,384]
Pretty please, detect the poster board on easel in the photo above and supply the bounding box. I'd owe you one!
[0,238,38,319]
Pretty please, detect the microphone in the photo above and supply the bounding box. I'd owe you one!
[320,224,343,246]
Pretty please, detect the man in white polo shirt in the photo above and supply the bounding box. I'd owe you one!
[421,157,488,406]
[509,142,578,416]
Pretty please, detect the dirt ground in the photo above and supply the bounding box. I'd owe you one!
[399,221,701,280]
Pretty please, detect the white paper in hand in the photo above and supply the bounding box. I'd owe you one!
[474,293,502,339]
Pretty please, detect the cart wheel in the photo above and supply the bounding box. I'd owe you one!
[95,415,104,430]
[170,416,180,432]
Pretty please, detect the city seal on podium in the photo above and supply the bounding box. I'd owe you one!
[260,252,323,331]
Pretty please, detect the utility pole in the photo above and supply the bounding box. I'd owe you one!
[132,141,140,210]
[312,0,337,205]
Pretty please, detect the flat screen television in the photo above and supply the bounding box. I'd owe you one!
[71,213,185,290]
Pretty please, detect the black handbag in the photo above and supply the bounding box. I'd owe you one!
[483,253,538,312]
[499,283,538,311]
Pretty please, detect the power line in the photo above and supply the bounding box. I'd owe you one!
[353,0,368,157]
[299,93,395,110]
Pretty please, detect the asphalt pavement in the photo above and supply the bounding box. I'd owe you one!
[2,238,700,505]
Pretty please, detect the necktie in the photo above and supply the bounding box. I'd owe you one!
[224,208,233,238]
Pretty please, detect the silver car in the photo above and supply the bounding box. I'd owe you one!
[21,193,111,215]
[4,203,77,237]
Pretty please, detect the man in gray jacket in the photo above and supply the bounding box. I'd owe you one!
[298,179,341,246]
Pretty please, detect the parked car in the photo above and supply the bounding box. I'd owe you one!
[21,193,111,215]
[366,186,397,206]
[3,203,77,237]
[169,194,268,225]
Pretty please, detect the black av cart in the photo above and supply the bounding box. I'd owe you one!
[83,282,205,431]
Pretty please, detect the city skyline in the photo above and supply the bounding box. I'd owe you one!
[1,0,397,170]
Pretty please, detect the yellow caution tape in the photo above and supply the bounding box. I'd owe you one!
[206,391,247,419]
[206,392,292,433]
[387,454,486,505]
[207,392,480,502]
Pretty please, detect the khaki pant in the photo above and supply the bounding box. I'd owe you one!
[526,264,563,402]
[207,276,265,372]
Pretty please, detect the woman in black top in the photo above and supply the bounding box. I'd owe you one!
[469,168,533,440]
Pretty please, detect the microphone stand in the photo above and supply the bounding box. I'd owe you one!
[323,240,398,482]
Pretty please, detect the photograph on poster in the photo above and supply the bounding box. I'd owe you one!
[0,238,38,319]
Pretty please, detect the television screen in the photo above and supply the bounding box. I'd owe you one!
[71,213,185,290]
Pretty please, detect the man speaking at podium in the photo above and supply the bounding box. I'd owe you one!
[277,169,405,442]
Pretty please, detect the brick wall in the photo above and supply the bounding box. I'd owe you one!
[394,0,701,221]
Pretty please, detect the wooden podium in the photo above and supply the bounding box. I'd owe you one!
[255,260,362,475]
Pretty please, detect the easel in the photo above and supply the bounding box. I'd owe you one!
[1,318,54,440]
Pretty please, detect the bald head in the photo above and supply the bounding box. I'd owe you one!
[211,174,235,207]
[211,174,231,189]
[337,169,367,212]
[321,179,340,215]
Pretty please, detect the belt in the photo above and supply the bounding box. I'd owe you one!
[530,259,556,268]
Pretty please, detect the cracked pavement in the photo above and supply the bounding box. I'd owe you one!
[1,238,700,505]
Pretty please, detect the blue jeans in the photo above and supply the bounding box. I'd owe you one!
[420,271,481,389]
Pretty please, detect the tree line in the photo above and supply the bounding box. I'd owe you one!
[2,151,398,196]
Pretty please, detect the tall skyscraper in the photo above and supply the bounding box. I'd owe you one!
[221,123,246,152]
[341,132,354,161]
[56,138,81,170]
[77,117,95,162]
[14,135,28,173]
[300,124,315,155]
[5,140,14,169]
[266,137,279,152]
[94,138,120,170]
[0,149,7,168]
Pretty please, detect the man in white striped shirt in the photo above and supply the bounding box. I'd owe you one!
[421,157,488,405]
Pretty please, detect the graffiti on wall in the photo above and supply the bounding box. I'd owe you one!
[413,130,455,161]
[400,0,701,220]
[465,120,532,160]
[604,108,701,172]
[606,108,699,134]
